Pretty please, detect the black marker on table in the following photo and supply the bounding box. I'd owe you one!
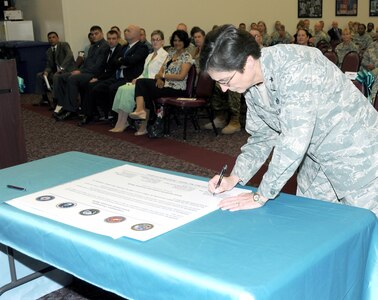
[7,185,26,191]
[213,164,227,196]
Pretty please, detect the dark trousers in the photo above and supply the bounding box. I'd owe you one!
[135,79,186,112]
[54,72,93,112]
[81,77,128,117]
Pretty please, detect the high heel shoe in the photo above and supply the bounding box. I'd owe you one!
[129,110,147,120]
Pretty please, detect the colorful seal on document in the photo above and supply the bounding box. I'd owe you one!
[36,195,55,201]
[104,216,126,223]
[131,223,154,231]
[79,209,100,216]
[57,202,76,208]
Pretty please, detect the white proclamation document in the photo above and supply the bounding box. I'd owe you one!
[7,164,246,241]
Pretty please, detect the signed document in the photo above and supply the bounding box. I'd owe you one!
[7,164,245,241]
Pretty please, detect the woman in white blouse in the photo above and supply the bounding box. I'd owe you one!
[110,30,168,134]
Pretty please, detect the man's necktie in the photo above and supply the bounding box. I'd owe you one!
[106,49,113,63]
[116,45,131,79]
[52,47,57,72]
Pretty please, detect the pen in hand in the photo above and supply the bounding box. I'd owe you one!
[213,164,227,196]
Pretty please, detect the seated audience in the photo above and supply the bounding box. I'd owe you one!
[87,24,149,120]
[367,22,375,39]
[353,23,373,53]
[140,28,153,53]
[270,24,292,45]
[111,25,127,45]
[295,29,311,46]
[310,22,330,46]
[303,19,313,35]
[129,30,193,125]
[270,20,282,43]
[361,40,378,99]
[293,20,312,44]
[250,22,258,31]
[34,31,75,109]
[327,21,342,44]
[238,23,247,31]
[110,30,168,134]
[257,21,271,46]
[250,29,263,48]
[191,27,206,73]
[75,32,94,68]
[335,28,358,67]
[53,25,109,121]
[78,30,123,125]
[176,23,196,57]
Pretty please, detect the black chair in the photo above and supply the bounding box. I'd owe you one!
[155,71,218,140]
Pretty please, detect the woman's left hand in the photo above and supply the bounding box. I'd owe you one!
[218,192,268,212]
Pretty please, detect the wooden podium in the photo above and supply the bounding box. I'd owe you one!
[0,59,27,169]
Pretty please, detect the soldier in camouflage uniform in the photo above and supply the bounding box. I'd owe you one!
[361,41,378,102]
[335,28,359,67]
[204,83,242,134]
[200,25,378,216]
[353,24,373,52]
[310,22,330,46]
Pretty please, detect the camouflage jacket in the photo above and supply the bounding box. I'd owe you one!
[232,44,378,201]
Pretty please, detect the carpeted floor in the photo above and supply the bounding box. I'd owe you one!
[18,93,295,300]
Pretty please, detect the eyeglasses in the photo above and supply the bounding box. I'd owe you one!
[217,70,238,86]
[151,38,162,42]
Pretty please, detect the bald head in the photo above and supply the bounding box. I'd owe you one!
[177,23,188,32]
[124,24,141,43]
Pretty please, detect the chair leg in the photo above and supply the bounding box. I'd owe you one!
[162,105,170,135]
[183,111,188,140]
[206,107,218,136]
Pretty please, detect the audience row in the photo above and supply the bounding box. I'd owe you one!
[34,21,378,138]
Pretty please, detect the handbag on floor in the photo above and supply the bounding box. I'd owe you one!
[147,108,164,138]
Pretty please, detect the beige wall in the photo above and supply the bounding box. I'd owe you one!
[17,0,64,41]
[17,0,375,56]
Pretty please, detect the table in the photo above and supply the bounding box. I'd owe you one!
[0,151,377,300]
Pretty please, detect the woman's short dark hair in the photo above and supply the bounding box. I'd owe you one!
[199,24,261,72]
[191,27,205,37]
[297,28,310,37]
[170,30,190,48]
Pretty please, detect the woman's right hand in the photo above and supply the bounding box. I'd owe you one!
[208,174,240,195]
[156,78,165,88]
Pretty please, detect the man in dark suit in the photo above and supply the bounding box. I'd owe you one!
[34,31,75,108]
[83,25,149,120]
[54,25,109,121]
[78,30,123,125]
[328,21,342,44]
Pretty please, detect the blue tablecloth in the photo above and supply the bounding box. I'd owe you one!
[0,151,377,300]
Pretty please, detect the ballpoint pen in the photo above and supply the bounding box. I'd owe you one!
[213,164,227,196]
[6,184,26,191]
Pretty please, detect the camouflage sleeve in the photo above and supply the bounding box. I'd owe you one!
[257,63,318,199]
[231,99,277,186]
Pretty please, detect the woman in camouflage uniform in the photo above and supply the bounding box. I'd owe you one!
[201,25,378,216]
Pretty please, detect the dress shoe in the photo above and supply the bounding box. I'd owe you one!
[33,99,49,106]
[52,111,61,121]
[78,115,92,126]
[57,111,76,121]
[129,110,147,120]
